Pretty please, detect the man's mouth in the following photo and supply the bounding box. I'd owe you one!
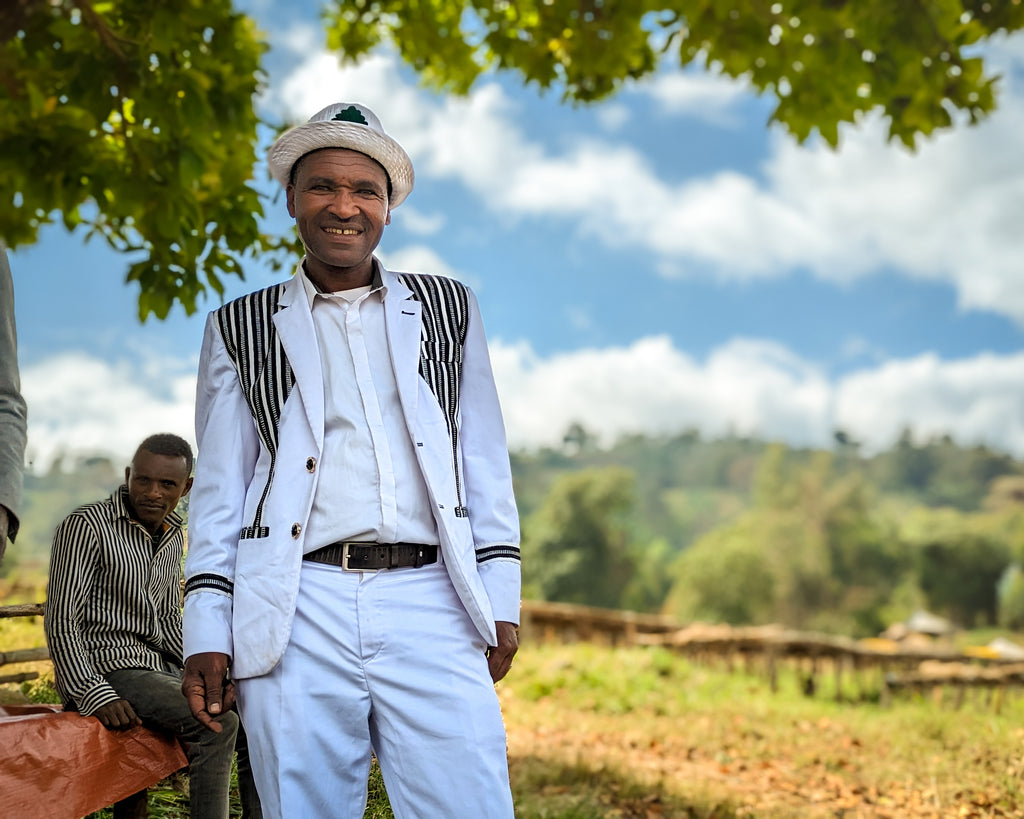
[324,226,359,236]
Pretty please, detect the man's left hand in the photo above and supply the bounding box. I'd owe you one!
[486,621,519,683]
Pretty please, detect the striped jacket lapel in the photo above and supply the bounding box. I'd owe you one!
[393,269,470,517]
[273,276,325,447]
[214,276,301,539]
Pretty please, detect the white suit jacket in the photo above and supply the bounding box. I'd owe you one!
[183,261,521,679]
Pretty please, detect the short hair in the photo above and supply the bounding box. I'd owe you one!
[136,433,194,476]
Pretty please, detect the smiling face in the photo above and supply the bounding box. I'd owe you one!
[286,148,392,291]
[124,449,192,535]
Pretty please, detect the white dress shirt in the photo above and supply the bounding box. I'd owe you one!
[299,266,439,549]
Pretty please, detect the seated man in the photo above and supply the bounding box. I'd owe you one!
[44,433,259,819]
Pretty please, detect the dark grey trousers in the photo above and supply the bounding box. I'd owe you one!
[106,665,262,819]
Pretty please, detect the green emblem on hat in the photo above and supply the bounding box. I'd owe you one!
[332,106,369,125]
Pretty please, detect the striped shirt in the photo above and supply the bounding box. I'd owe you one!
[44,486,185,716]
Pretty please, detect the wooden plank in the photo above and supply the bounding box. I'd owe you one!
[0,671,39,685]
[0,646,49,666]
[0,603,45,619]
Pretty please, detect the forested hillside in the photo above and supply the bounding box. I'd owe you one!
[6,428,1024,637]
[513,427,1024,635]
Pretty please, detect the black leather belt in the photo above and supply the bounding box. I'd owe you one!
[303,542,438,571]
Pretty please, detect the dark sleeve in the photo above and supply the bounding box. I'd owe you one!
[0,248,27,541]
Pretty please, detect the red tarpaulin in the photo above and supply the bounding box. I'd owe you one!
[0,704,187,819]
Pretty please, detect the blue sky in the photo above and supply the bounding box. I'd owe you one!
[8,3,1024,469]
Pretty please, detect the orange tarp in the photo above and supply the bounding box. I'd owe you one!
[0,704,187,819]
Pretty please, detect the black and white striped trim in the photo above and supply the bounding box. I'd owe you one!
[476,544,521,564]
[399,273,470,518]
[216,285,295,539]
[183,572,235,597]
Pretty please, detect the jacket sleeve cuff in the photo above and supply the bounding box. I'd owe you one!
[183,592,234,660]
[479,559,521,625]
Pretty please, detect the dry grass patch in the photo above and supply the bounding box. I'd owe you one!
[500,642,1024,818]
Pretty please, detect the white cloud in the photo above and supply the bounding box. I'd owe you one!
[21,353,196,471]
[490,337,1024,457]
[376,244,481,291]
[595,103,631,132]
[989,30,1024,72]
[835,352,1024,455]
[274,21,322,58]
[638,66,751,126]
[394,205,446,236]
[491,336,833,451]
[267,37,1024,326]
[20,341,1024,470]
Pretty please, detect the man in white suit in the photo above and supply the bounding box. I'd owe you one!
[181,103,520,818]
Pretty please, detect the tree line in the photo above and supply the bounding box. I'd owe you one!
[514,427,1024,636]
[5,428,1024,638]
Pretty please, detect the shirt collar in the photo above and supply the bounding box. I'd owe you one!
[297,258,386,308]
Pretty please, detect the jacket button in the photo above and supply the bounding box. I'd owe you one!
[291,523,302,538]
[306,457,316,472]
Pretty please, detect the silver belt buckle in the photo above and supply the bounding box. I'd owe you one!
[341,542,378,572]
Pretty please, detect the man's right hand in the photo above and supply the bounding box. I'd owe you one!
[182,651,235,733]
[94,698,140,731]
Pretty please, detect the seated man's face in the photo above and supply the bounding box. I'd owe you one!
[124,450,192,533]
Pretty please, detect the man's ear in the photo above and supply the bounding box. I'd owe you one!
[385,209,391,226]
[124,466,131,485]
[286,185,297,218]
[182,477,194,497]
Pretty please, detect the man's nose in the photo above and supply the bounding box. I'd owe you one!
[327,191,359,217]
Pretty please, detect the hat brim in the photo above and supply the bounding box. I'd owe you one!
[267,120,414,208]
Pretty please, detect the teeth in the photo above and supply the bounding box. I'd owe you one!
[325,227,358,235]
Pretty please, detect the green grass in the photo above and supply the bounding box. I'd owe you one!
[501,642,1024,817]
[10,621,1024,817]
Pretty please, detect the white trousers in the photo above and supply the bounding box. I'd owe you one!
[235,560,515,819]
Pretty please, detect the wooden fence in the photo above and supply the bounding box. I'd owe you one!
[520,600,1024,709]
[0,602,46,686]
[6,599,1024,709]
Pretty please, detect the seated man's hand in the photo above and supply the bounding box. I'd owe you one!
[93,698,141,731]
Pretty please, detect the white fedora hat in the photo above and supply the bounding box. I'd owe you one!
[267,102,414,207]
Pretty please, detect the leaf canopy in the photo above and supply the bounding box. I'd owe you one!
[0,0,277,319]
[2,0,1022,318]
[324,0,1023,148]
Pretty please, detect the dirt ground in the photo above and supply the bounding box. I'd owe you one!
[503,701,1024,819]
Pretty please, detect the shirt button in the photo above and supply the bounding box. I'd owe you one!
[306,457,316,472]
[291,523,302,538]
